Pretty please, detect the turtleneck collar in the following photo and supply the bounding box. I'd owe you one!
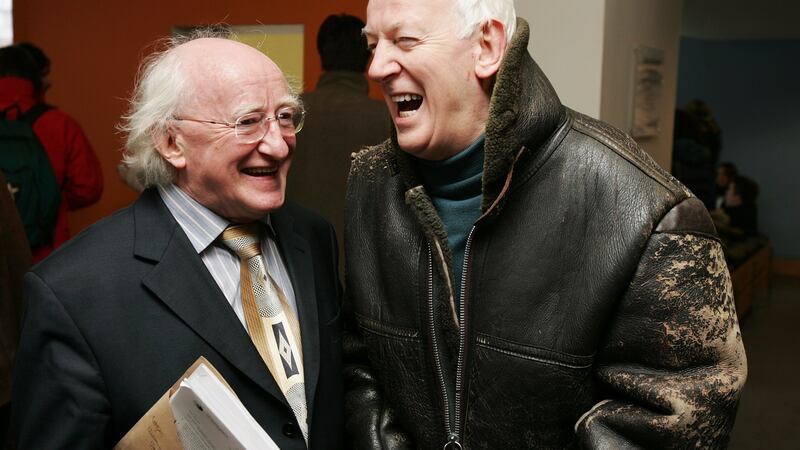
[414,135,485,200]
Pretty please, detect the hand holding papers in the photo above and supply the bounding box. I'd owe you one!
[115,357,278,450]
[170,363,279,450]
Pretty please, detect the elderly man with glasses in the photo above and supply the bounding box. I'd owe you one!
[12,32,343,449]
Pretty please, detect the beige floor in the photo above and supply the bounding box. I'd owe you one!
[728,275,800,449]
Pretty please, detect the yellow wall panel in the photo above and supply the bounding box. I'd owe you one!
[231,25,305,93]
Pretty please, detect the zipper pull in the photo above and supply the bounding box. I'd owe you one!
[443,434,463,450]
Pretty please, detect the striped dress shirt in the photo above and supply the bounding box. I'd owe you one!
[157,184,299,329]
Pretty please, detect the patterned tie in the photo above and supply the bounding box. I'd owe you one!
[220,223,308,443]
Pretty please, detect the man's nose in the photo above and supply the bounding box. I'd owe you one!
[256,122,291,159]
[367,41,400,83]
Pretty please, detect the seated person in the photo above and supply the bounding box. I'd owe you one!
[715,162,738,209]
[712,175,759,241]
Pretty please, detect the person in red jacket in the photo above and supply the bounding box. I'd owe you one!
[0,43,103,262]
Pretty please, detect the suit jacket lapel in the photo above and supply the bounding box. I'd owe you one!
[133,189,289,407]
[270,208,321,420]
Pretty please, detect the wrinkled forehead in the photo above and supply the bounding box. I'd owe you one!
[365,0,456,33]
[367,0,454,13]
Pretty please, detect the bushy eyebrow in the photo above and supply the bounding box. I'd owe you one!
[278,95,300,110]
[361,21,427,45]
[231,94,299,118]
[362,22,412,41]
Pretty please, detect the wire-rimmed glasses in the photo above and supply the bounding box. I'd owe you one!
[173,106,305,144]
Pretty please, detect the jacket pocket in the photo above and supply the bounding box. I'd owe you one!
[463,333,596,449]
[355,314,443,446]
[356,313,420,342]
[475,333,593,369]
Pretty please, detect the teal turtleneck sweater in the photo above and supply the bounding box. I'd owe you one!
[414,136,485,307]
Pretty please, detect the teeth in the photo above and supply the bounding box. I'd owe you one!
[398,110,418,118]
[243,167,277,175]
[391,94,422,103]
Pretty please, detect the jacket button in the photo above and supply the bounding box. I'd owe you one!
[282,422,299,438]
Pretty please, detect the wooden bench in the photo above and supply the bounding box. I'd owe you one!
[729,240,771,320]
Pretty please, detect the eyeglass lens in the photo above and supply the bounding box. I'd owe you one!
[234,108,304,143]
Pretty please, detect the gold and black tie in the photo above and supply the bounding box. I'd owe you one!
[221,223,308,443]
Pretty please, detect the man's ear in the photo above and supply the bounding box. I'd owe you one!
[475,19,507,80]
[153,125,186,170]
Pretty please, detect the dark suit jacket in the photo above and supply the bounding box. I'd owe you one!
[11,189,343,449]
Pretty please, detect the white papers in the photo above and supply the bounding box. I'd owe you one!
[169,363,279,450]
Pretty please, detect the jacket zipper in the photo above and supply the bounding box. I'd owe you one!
[428,146,524,449]
[451,226,476,448]
[427,245,457,449]
[428,225,476,450]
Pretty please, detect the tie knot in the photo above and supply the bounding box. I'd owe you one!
[220,223,262,260]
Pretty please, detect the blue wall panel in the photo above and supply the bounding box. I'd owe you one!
[677,38,800,259]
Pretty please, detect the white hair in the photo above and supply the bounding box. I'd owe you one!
[453,0,517,43]
[119,28,232,188]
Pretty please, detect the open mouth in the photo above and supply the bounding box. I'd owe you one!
[392,94,423,118]
[242,167,277,177]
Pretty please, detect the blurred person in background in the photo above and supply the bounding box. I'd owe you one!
[15,42,52,100]
[715,161,738,209]
[0,43,103,262]
[289,13,390,266]
[672,108,716,208]
[712,174,760,240]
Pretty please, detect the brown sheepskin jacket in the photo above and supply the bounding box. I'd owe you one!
[343,18,747,450]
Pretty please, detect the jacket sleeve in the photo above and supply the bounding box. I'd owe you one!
[342,304,415,449]
[342,150,415,449]
[12,271,110,448]
[61,114,104,210]
[575,198,747,449]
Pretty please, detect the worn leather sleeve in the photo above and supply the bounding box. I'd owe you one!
[576,198,747,449]
[342,307,415,449]
[12,271,110,448]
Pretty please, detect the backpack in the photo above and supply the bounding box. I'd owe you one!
[0,103,61,249]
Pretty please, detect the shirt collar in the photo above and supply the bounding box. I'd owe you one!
[158,184,275,254]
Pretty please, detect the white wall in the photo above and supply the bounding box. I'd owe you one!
[600,0,683,170]
[514,0,606,118]
[513,0,682,170]
[0,0,12,46]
